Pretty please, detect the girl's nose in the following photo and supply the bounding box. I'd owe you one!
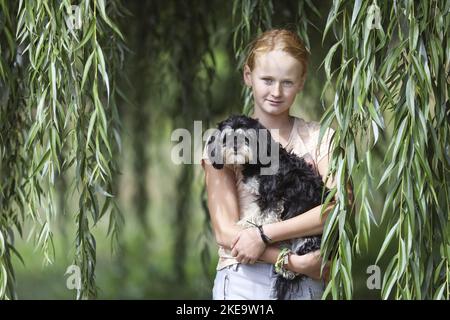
[271,83,282,97]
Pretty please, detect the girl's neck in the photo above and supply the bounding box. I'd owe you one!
[251,109,293,133]
[251,108,294,146]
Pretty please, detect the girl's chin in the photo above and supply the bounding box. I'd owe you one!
[261,105,289,114]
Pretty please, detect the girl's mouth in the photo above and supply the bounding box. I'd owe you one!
[267,99,283,106]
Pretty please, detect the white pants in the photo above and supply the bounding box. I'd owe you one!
[212,263,325,300]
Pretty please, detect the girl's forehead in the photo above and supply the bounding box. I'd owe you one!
[253,50,303,77]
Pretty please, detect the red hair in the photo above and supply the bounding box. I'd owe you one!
[244,29,309,77]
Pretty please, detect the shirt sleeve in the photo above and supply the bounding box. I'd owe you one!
[310,123,335,165]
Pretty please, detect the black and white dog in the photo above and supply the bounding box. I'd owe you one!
[206,114,327,300]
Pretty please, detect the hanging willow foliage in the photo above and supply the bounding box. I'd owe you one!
[0,0,126,299]
[321,0,450,299]
[0,0,28,300]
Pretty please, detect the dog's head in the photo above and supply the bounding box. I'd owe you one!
[206,115,273,170]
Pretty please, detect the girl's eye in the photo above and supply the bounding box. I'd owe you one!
[282,81,294,87]
[263,78,273,85]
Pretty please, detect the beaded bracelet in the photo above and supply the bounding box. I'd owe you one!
[274,248,298,280]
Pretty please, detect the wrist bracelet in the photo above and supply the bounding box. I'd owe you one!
[246,220,273,245]
[275,248,298,280]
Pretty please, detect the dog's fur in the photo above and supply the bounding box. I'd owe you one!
[206,114,327,300]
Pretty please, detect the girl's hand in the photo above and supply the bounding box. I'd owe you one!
[288,250,330,281]
[230,228,266,264]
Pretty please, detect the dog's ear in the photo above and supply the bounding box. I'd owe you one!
[206,132,224,169]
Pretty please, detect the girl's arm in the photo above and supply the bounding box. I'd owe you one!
[265,154,336,240]
[258,246,328,280]
[231,201,334,263]
[202,161,243,249]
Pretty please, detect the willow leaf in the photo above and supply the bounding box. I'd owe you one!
[376,220,400,264]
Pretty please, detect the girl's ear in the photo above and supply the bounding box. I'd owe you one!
[243,65,253,87]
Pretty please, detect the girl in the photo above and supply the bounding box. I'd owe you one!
[202,29,335,300]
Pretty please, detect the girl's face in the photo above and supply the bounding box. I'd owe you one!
[244,50,305,117]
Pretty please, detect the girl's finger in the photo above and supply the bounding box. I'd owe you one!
[231,235,240,249]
